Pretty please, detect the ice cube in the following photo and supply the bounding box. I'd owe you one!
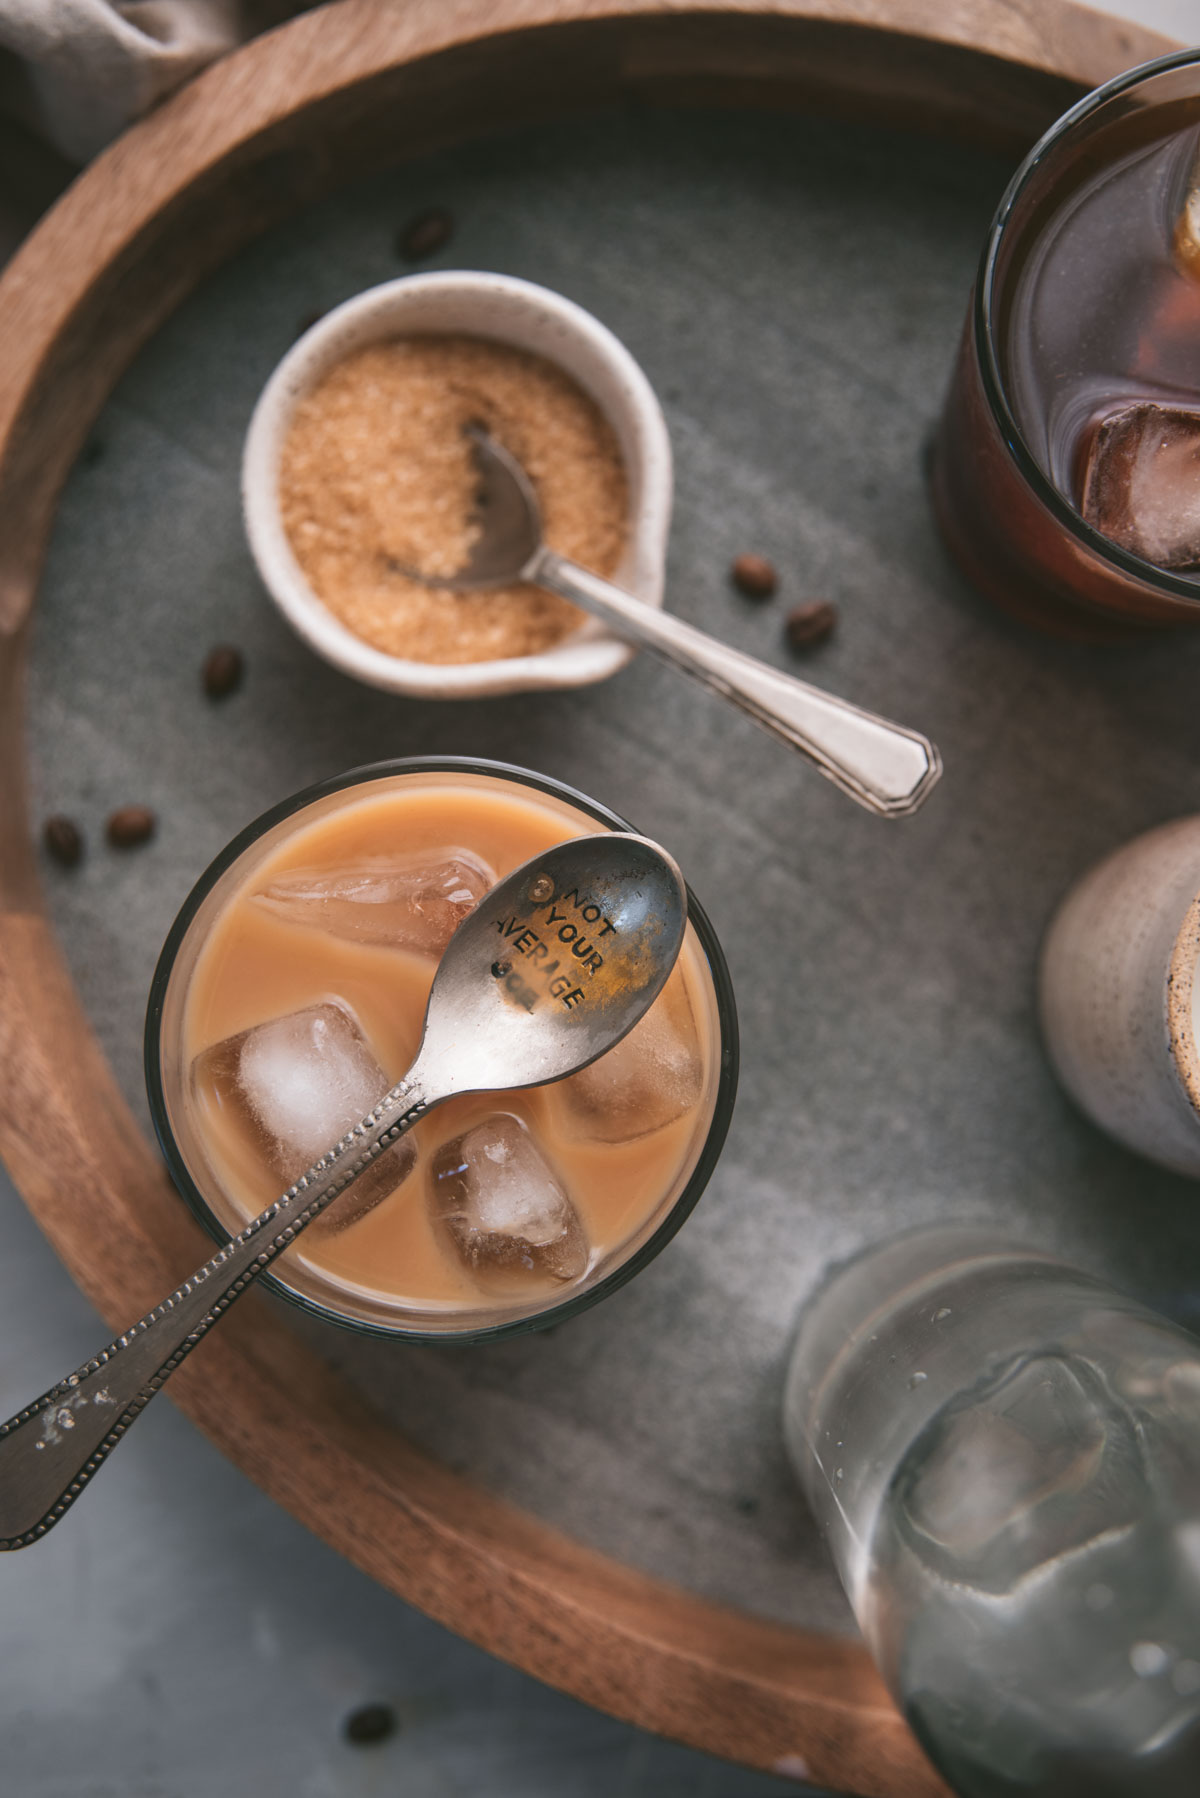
[429,1113,588,1295]
[251,847,496,956]
[896,1353,1142,1586]
[191,1000,415,1236]
[552,979,703,1144]
[1080,403,1200,569]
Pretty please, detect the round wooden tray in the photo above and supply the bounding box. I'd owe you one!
[0,5,1179,1794]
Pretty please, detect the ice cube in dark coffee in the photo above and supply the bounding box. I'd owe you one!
[191,999,415,1235]
[429,1113,588,1295]
[553,982,703,1144]
[1080,402,1200,570]
[252,847,495,955]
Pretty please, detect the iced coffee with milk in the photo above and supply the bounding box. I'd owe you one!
[149,762,734,1337]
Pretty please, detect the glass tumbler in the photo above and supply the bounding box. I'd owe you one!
[146,756,738,1343]
[931,51,1200,640]
[783,1227,1200,1797]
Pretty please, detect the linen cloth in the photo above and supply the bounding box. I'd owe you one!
[0,0,266,162]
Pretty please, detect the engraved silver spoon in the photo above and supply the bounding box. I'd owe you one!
[401,428,942,818]
[0,832,686,1549]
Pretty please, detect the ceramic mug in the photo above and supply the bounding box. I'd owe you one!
[1039,815,1200,1176]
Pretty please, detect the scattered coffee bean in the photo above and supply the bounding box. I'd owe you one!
[342,1703,397,1746]
[202,644,244,699]
[43,815,83,867]
[785,601,838,652]
[106,805,156,849]
[730,553,777,599]
[397,206,453,261]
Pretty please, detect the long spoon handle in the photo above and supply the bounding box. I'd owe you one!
[0,1076,429,1550]
[536,550,941,818]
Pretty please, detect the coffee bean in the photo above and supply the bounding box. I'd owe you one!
[106,805,156,849]
[730,553,777,599]
[397,207,453,261]
[342,1703,397,1746]
[43,815,83,867]
[202,644,243,699]
[785,602,837,651]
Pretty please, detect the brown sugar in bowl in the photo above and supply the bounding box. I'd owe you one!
[242,272,673,696]
[278,335,629,665]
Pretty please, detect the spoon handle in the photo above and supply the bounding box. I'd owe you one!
[0,1076,429,1550]
[535,550,942,818]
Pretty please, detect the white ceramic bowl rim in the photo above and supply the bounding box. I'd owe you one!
[241,271,674,698]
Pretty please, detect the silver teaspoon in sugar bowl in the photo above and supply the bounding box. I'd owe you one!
[399,428,942,819]
[0,833,686,1548]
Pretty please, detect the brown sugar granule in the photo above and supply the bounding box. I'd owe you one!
[278,335,628,664]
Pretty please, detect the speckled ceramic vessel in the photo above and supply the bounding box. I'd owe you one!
[242,271,673,697]
[1040,815,1200,1177]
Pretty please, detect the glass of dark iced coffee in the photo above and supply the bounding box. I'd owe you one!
[146,759,737,1341]
[932,51,1200,638]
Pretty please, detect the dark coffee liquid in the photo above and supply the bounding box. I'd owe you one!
[1000,121,1200,576]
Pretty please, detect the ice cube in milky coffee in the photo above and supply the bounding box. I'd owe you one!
[251,847,496,955]
[430,1114,589,1296]
[553,979,703,1143]
[1081,403,1200,570]
[190,1000,416,1235]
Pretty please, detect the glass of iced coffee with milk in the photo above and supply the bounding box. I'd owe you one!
[146,758,736,1340]
[931,50,1200,639]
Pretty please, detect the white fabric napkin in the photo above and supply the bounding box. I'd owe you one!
[0,0,245,162]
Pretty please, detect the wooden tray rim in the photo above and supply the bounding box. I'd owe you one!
[0,4,1177,1793]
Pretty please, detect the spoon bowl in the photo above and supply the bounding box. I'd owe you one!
[408,831,686,1096]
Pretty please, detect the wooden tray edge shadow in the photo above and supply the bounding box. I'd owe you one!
[0,4,1175,1791]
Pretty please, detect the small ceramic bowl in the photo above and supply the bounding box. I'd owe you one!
[242,272,673,697]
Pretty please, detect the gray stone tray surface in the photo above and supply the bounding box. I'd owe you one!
[24,108,1200,1654]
